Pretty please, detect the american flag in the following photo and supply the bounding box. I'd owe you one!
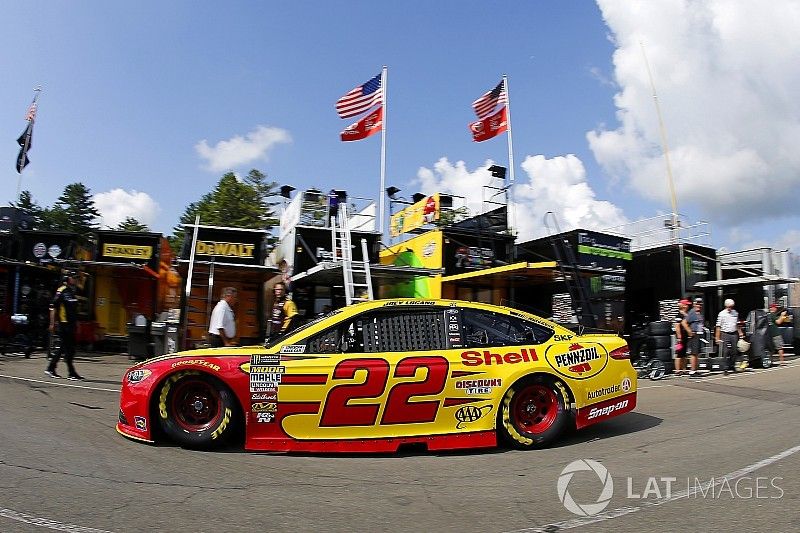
[472,80,507,120]
[25,102,37,122]
[336,73,383,119]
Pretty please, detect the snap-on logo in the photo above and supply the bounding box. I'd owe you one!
[587,399,629,420]
[544,342,608,380]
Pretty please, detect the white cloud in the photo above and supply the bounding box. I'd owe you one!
[195,125,291,172]
[589,0,800,222]
[414,155,627,242]
[93,189,160,229]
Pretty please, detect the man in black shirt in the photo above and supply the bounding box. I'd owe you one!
[45,272,83,380]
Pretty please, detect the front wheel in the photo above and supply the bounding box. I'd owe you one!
[498,376,571,449]
[157,372,239,449]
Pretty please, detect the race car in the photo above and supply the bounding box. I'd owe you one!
[117,299,637,453]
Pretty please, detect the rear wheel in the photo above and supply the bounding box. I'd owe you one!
[498,376,570,449]
[157,372,239,449]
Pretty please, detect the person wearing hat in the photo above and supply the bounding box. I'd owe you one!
[683,298,705,377]
[45,272,83,380]
[673,298,692,375]
[767,303,791,365]
[715,298,744,375]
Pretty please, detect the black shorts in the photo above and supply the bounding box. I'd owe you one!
[686,334,701,356]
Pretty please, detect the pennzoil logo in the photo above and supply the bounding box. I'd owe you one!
[544,342,608,380]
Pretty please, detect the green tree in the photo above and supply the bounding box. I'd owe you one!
[53,182,100,235]
[115,217,150,232]
[13,190,44,229]
[39,205,70,231]
[169,169,279,253]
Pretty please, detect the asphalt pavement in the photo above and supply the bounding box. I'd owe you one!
[0,350,798,532]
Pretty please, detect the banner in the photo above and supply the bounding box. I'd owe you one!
[390,193,440,237]
[340,106,382,142]
[469,106,507,142]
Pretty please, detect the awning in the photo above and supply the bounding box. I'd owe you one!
[694,275,799,288]
[291,261,440,285]
[440,261,559,288]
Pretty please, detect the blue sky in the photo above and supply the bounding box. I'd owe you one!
[3,1,799,256]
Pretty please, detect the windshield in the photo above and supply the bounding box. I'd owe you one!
[263,309,340,349]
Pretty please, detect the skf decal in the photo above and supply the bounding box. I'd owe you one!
[454,404,493,429]
[170,359,221,372]
[127,369,152,384]
[251,402,278,413]
[553,334,574,342]
[456,378,501,395]
[461,348,538,367]
[280,344,306,354]
[544,342,608,380]
[134,416,147,431]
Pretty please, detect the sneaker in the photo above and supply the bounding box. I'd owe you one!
[67,374,85,381]
[723,370,730,375]
[689,371,699,378]
[44,369,61,379]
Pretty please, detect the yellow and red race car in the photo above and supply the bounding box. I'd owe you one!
[117,299,636,453]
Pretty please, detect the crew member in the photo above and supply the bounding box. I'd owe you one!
[715,298,744,375]
[208,287,238,347]
[767,303,791,365]
[45,272,83,380]
[269,282,298,339]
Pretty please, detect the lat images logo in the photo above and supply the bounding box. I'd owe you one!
[557,459,614,516]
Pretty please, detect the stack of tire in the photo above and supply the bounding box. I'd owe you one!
[647,320,674,374]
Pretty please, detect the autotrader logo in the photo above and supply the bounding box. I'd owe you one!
[557,459,614,516]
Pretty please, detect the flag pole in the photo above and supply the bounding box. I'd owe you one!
[16,86,42,202]
[379,65,388,238]
[503,75,516,235]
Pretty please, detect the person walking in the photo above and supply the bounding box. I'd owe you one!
[683,298,705,377]
[208,287,238,347]
[674,299,691,375]
[268,282,298,340]
[767,303,790,365]
[45,272,83,380]
[715,298,744,375]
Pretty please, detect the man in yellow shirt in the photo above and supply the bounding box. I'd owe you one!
[268,282,298,339]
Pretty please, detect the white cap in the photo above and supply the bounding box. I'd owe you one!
[724,298,735,307]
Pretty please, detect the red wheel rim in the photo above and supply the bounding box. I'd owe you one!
[170,379,222,432]
[511,384,559,434]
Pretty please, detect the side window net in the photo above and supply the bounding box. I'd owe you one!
[362,310,448,352]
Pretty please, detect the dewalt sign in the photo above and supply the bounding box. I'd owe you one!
[195,241,255,259]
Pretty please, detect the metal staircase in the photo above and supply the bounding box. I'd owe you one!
[544,211,596,328]
[333,203,374,305]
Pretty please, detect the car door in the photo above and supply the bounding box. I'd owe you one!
[280,305,468,441]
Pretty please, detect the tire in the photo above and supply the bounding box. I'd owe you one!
[648,321,672,336]
[653,348,673,362]
[498,376,571,449]
[760,351,773,369]
[647,359,668,380]
[651,335,672,349]
[157,371,239,449]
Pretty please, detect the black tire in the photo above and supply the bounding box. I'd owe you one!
[760,351,773,369]
[498,376,571,449]
[653,348,673,362]
[651,335,672,349]
[157,371,239,449]
[648,321,672,336]
[647,359,668,380]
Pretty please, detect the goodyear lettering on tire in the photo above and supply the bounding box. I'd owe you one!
[211,407,232,440]
[158,371,199,420]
